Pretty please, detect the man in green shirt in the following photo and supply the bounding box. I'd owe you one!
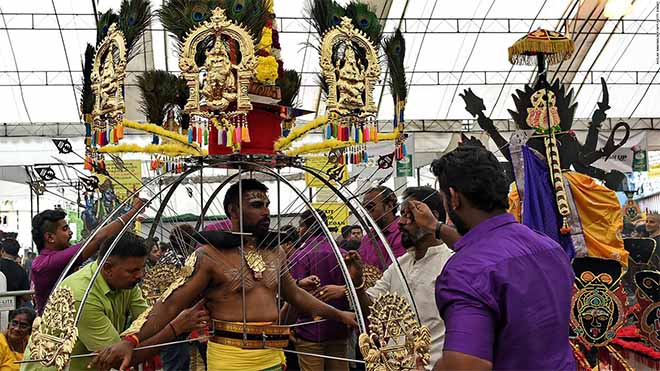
[22,232,209,371]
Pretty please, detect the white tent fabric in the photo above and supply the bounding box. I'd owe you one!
[0,0,658,127]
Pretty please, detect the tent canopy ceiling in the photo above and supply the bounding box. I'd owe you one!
[0,0,658,127]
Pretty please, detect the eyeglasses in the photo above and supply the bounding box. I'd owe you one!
[10,320,31,330]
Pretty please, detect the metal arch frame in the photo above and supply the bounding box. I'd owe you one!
[227,161,368,334]
[72,174,183,331]
[146,166,201,239]
[194,171,242,231]
[295,164,420,322]
[50,171,171,295]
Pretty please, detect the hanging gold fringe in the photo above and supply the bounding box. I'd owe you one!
[508,37,574,66]
[274,115,328,151]
[285,139,356,156]
[122,119,201,151]
[98,143,207,157]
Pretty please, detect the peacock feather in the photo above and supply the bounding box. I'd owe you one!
[345,2,381,45]
[277,69,301,107]
[96,0,152,62]
[306,0,346,38]
[160,0,269,46]
[383,28,406,106]
[80,43,96,116]
[118,0,153,61]
[136,70,186,125]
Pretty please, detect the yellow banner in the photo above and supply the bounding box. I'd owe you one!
[304,156,348,188]
[311,202,349,232]
[650,164,660,178]
[97,160,143,201]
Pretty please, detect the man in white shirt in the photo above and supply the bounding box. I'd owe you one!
[345,186,456,368]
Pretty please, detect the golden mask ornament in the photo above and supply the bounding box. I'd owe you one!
[30,286,78,371]
[91,23,127,147]
[359,292,431,371]
[526,89,561,131]
[179,7,257,151]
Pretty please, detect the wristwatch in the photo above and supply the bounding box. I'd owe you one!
[434,220,445,240]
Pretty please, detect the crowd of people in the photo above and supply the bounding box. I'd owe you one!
[2,145,658,370]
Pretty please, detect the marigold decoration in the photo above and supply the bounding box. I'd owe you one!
[98,143,207,158]
[256,55,279,84]
[509,28,575,234]
[274,115,329,151]
[257,26,273,52]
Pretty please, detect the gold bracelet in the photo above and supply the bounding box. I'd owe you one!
[353,280,365,291]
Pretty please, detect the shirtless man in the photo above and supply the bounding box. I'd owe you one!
[92,179,357,371]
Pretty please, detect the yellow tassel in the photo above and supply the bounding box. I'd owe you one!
[242,126,251,142]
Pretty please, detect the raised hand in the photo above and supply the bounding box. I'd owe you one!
[460,88,487,118]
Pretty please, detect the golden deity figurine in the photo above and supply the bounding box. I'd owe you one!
[336,47,366,108]
[201,41,238,111]
[320,17,380,117]
[91,23,127,120]
[179,7,257,116]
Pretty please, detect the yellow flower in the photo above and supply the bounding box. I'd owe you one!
[256,55,279,84]
[257,27,273,52]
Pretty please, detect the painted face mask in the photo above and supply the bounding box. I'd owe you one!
[570,257,626,346]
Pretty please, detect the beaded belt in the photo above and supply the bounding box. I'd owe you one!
[211,320,290,349]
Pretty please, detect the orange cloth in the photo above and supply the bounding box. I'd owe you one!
[564,172,628,266]
[508,183,522,223]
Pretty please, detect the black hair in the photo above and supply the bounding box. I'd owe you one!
[0,238,20,257]
[300,209,328,236]
[169,224,196,254]
[98,232,148,262]
[341,225,362,239]
[10,307,36,325]
[635,224,649,237]
[31,209,67,252]
[223,179,269,216]
[280,225,299,242]
[341,239,361,251]
[365,186,398,216]
[403,186,446,223]
[431,146,509,212]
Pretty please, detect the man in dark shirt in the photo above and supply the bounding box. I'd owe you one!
[0,239,30,307]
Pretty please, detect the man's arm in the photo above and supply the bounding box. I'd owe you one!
[133,247,213,342]
[79,198,145,261]
[280,269,356,327]
[433,351,492,371]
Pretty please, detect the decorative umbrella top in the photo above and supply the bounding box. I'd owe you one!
[508,28,575,66]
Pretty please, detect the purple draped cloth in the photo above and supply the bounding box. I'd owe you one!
[521,146,575,259]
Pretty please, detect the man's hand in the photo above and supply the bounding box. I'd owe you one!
[408,200,438,234]
[344,251,364,286]
[298,275,320,291]
[171,298,210,334]
[130,197,147,213]
[336,310,358,328]
[315,284,346,302]
[89,340,134,371]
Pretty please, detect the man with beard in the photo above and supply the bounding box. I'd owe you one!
[359,186,406,271]
[22,232,209,371]
[91,179,357,371]
[409,146,575,371]
[345,186,456,368]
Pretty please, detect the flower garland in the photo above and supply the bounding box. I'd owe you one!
[274,115,328,151]
[123,119,201,151]
[256,55,278,84]
[98,143,207,157]
[377,128,400,142]
[285,139,355,157]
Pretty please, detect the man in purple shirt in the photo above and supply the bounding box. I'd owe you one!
[31,198,144,314]
[289,209,350,371]
[410,145,575,371]
[359,186,406,271]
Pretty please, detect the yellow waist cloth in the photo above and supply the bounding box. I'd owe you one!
[207,341,285,371]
